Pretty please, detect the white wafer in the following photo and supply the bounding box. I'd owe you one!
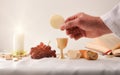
[50,14,64,29]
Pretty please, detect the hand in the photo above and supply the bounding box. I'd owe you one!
[61,13,112,40]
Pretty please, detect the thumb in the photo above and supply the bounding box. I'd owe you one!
[60,21,76,31]
[60,24,66,31]
[65,20,78,29]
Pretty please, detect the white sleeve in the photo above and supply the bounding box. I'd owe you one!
[100,2,120,38]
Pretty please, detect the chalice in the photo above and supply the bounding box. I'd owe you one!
[56,38,68,59]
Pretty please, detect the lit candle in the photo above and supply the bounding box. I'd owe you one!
[13,27,24,56]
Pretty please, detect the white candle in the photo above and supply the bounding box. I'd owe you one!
[13,27,24,52]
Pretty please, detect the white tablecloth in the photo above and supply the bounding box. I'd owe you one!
[0,56,120,75]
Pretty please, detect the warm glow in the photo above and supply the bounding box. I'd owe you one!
[14,26,24,34]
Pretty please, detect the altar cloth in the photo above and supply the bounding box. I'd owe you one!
[0,56,120,75]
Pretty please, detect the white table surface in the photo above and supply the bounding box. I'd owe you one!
[0,55,120,75]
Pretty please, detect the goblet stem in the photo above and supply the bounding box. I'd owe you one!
[59,49,64,59]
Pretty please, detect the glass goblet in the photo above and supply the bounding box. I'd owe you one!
[56,38,68,59]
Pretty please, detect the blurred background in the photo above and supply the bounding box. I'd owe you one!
[0,0,119,53]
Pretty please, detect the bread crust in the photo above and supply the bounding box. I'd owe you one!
[80,50,98,60]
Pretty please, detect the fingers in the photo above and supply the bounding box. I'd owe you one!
[65,27,85,40]
[60,22,73,31]
[60,24,66,31]
[65,15,77,23]
[60,14,78,30]
[74,34,83,40]
[62,26,85,40]
[61,15,78,30]
[69,32,83,40]
[60,19,78,31]
[65,13,84,23]
[60,12,86,40]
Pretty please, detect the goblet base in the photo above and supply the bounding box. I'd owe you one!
[59,55,65,59]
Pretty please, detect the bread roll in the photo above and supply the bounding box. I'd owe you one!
[80,50,98,60]
[67,50,81,59]
[67,50,98,60]
[112,49,120,57]
[79,50,86,58]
